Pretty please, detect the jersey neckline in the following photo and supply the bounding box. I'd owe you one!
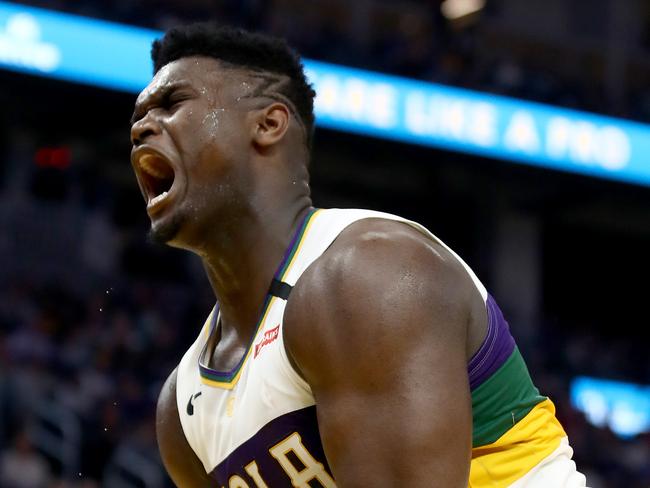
[198,208,320,389]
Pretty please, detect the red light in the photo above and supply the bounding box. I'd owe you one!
[35,148,49,167]
[34,146,71,169]
[51,148,70,169]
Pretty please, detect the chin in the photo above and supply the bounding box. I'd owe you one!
[147,213,183,246]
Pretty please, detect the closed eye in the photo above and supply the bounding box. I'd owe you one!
[163,92,193,112]
[131,83,195,125]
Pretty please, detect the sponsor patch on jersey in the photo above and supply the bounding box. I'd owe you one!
[254,325,280,358]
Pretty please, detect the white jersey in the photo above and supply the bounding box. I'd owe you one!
[175,208,586,488]
[175,208,478,486]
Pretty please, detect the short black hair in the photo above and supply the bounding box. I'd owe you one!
[151,23,316,149]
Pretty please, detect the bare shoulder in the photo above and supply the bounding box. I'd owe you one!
[282,217,476,485]
[156,369,213,488]
[283,217,478,384]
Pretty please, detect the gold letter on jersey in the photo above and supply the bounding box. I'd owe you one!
[244,461,270,488]
[269,432,336,487]
[228,475,250,488]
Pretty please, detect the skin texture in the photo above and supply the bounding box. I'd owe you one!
[284,219,485,486]
[156,369,214,487]
[131,56,312,366]
[131,55,487,487]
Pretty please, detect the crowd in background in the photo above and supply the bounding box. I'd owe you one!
[1,0,649,486]
[0,124,203,486]
[0,130,647,487]
[1,217,648,487]
[11,0,650,124]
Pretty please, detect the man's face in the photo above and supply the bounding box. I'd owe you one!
[130,56,255,247]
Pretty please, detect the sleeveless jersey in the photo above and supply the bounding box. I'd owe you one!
[176,208,585,487]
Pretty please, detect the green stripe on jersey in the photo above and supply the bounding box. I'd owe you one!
[471,347,546,447]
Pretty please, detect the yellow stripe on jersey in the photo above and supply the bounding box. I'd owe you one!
[203,307,216,339]
[469,398,566,487]
[199,295,279,390]
[280,209,322,280]
[199,210,322,390]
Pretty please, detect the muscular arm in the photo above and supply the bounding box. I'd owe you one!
[284,219,475,487]
[156,369,214,488]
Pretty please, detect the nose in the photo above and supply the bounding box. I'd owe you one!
[130,114,162,146]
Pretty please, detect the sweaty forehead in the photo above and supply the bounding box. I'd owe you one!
[136,56,247,106]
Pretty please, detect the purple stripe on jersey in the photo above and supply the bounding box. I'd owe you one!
[210,406,333,487]
[467,294,516,391]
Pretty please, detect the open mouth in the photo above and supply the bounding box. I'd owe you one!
[137,153,176,207]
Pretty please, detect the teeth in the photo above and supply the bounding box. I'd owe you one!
[149,191,168,206]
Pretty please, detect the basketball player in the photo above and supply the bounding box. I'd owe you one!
[129,24,587,487]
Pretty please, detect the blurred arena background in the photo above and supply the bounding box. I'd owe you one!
[0,0,649,487]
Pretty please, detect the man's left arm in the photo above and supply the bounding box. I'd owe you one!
[284,220,474,487]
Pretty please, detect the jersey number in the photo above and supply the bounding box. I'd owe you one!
[225,432,336,488]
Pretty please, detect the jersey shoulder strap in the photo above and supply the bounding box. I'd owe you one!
[282,208,487,301]
[280,208,386,286]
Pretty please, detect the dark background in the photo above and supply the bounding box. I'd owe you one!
[1,1,649,487]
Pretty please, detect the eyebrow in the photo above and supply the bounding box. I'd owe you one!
[130,81,191,126]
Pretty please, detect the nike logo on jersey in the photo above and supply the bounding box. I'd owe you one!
[186,391,202,416]
[254,325,280,358]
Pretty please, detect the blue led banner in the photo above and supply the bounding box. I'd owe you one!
[1,1,650,186]
[0,2,155,92]
[307,61,650,186]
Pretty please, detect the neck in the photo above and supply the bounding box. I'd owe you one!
[198,195,312,339]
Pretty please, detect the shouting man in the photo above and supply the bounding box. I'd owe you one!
[130,23,587,488]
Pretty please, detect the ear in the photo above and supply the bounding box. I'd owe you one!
[252,102,290,149]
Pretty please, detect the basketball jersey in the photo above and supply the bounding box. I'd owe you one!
[176,208,586,487]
